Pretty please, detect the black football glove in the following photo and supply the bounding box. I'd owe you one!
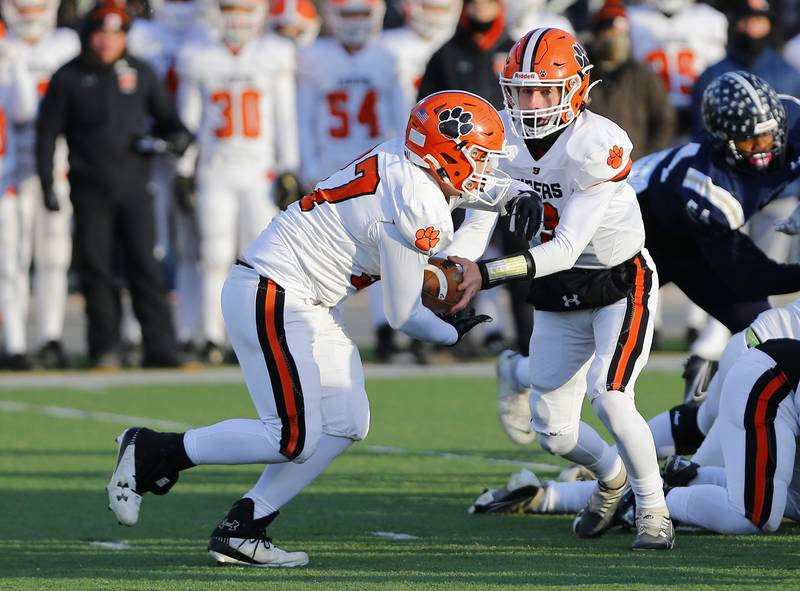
[275,172,305,210]
[43,188,60,212]
[438,308,492,345]
[506,189,543,241]
[174,175,196,213]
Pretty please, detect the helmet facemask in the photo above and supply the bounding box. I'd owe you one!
[459,143,514,205]
[4,0,56,42]
[326,0,384,48]
[219,0,265,47]
[726,128,784,173]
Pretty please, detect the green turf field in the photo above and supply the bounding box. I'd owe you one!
[2,369,800,591]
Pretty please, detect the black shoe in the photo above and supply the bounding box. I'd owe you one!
[38,340,69,369]
[5,353,32,371]
[142,351,184,368]
[208,498,308,567]
[409,339,430,366]
[375,324,396,363]
[202,341,225,366]
[90,351,122,371]
[662,454,699,488]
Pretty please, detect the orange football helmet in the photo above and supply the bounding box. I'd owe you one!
[405,91,514,206]
[500,27,596,139]
[269,0,320,45]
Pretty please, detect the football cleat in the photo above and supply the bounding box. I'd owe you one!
[468,469,545,514]
[632,508,675,551]
[662,454,699,488]
[682,355,718,407]
[496,350,535,445]
[107,429,144,526]
[208,498,309,567]
[574,464,628,538]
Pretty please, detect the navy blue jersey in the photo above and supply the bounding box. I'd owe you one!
[631,97,800,232]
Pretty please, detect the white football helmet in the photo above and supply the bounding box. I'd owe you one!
[648,0,691,16]
[269,0,320,45]
[216,0,266,47]
[151,0,200,33]
[324,0,385,49]
[2,0,57,42]
[403,0,459,41]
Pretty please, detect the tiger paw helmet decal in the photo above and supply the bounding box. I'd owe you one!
[438,106,474,140]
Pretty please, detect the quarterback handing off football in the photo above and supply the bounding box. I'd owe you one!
[422,258,464,313]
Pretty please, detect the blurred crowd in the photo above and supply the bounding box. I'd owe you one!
[1,0,800,370]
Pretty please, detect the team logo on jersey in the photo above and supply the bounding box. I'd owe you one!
[607,145,624,169]
[415,226,441,251]
[115,64,138,94]
[532,167,540,175]
[437,107,473,140]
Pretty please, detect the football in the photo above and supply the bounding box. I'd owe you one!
[422,257,463,313]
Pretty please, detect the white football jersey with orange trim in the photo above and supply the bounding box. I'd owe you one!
[0,42,37,193]
[244,137,454,306]
[9,28,80,180]
[499,109,644,274]
[297,37,407,186]
[378,27,444,112]
[176,34,299,173]
[629,3,727,110]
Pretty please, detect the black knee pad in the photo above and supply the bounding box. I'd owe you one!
[669,404,705,455]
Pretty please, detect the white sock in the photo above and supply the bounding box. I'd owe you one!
[691,423,725,467]
[561,422,621,482]
[666,486,758,534]
[539,480,596,513]
[593,392,665,510]
[647,410,675,459]
[183,419,288,465]
[246,433,353,518]
[514,354,530,389]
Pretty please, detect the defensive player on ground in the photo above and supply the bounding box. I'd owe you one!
[175,0,299,365]
[106,91,540,567]
[0,0,79,369]
[451,27,673,550]
[128,0,209,355]
[472,299,800,524]
[378,0,459,112]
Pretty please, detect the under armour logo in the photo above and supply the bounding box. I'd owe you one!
[219,519,240,532]
[562,294,581,308]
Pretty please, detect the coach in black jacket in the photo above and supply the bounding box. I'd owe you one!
[36,0,190,368]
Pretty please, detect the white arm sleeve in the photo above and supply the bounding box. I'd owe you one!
[440,208,498,261]
[273,51,299,173]
[380,222,458,345]
[529,181,617,277]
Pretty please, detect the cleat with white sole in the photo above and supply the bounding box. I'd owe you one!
[107,429,144,526]
[633,508,675,550]
[574,464,628,538]
[208,498,308,568]
[496,350,535,445]
[468,469,545,514]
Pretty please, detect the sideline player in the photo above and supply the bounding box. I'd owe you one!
[1,0,79,369]
[176,0,299,364]
[106,91,538,566]
[452,28,673,550]
[268,0,320,46]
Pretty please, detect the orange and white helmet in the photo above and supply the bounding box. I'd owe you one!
[324,0,384,48]
[1,0,57,42]
[500,27,596,139]
[215,0,266,47]
[269,0,320,45]
[406,91,514,206]
[403,0,459,41]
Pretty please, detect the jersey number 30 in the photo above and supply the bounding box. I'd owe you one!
[300,155,380,212]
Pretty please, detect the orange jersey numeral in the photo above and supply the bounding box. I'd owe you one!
[300,154,380,212]
[646,48,697,96]
[325,89,380,139]
[211,88,262,139]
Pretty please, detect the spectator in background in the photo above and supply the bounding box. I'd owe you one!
[36,0,191,368]
[587,0,676,160]
[418,0,513,109]
[688,0,800,361]
[504,0,574,43]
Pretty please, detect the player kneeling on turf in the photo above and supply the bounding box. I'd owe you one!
[106,90,542,567]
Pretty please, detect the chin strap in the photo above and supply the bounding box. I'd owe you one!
[477,251,536,289]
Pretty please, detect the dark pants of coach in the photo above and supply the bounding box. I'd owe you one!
[71,183,176,363]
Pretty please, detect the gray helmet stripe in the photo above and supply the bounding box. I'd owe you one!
[727,71,764,113]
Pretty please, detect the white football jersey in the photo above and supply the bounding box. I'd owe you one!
[378,27,445,112]
[499,109,644,275]
[629,2,727,110]
[0,42,37,193]
[297,37,407,186]
[176,34,299,173]
[9,28,80,180]
[244,137,454,307]
[751,299,800,343]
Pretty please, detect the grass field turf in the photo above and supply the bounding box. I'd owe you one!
[2,370,800,590]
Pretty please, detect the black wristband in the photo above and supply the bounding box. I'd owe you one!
[477,251,536,289]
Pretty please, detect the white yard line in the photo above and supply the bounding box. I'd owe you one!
[0,400,563,473]
[0,355,684,391]
[89,540,133,550]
